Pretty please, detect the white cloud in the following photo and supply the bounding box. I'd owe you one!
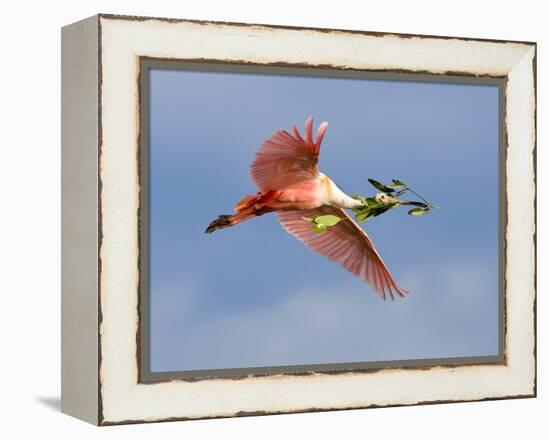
[150,257,499,372]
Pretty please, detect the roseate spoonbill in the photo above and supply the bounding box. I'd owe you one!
[206,117,408,300]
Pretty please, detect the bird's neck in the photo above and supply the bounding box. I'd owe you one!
[320,174,363,209]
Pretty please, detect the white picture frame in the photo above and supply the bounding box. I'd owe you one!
[61,14,536,425]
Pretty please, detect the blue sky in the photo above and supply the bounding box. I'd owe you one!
[148,67,500,372]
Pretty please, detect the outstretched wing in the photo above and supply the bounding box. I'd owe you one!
[277,207,408,300]
[250,117,328,192]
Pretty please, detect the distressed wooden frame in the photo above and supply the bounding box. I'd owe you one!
[61,14,536,425]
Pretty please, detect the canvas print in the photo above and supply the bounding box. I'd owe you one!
[144,64,502,376]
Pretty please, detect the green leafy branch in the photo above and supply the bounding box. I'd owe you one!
[302,214,343,234]
[304,178,438,234]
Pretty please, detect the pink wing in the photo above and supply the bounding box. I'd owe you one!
[277,207,408,300]
[250,117,328,192]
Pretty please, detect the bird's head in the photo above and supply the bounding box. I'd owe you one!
[375,192,433,209]
[375,193,398,205]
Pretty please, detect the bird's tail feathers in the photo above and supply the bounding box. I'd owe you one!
[234,191,279,213]
[235,193,262,213]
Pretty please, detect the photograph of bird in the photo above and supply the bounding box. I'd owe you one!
[206,117,408,300]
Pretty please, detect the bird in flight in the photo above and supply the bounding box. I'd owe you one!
[206,117,408,300]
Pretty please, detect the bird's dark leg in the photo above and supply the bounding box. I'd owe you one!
[204,215,233,234]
